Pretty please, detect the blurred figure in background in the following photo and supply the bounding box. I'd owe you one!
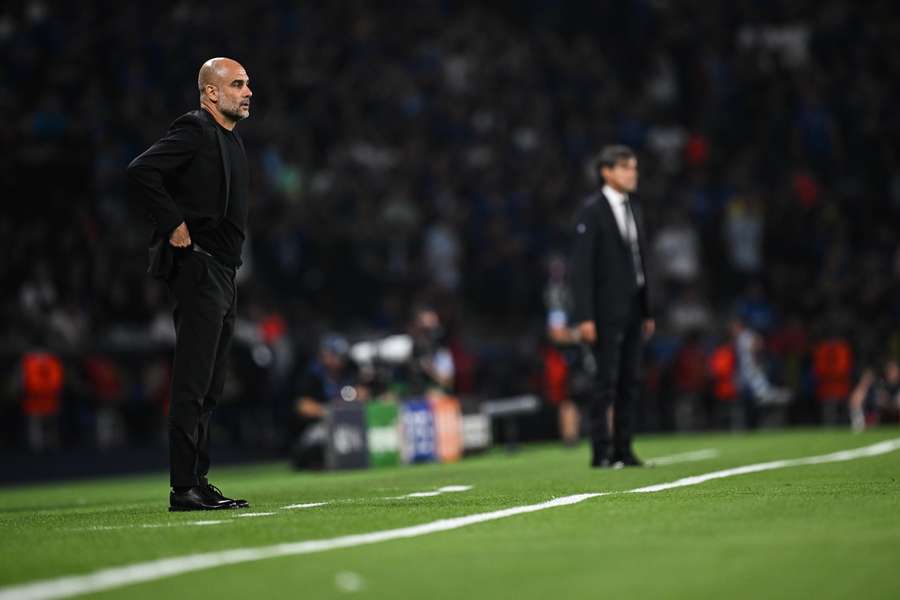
[20,350,64,452]
[812,332,853,426]
[708,333,740,430]
[405,306,455,395]
[732,316,791,429]
[671,331,708,431]
[542,253,593,445]
[848,356,900,432]
[83,355,125,449]
[570,146,656,468]
[291,334,368,469]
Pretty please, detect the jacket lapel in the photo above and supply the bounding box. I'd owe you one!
[214,125,231,220]
[631,199,649,257]
[598,190,629,252]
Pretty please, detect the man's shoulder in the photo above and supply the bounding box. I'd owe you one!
[168,109,215,132]
[583,191,604,207]
[576,192,605,218]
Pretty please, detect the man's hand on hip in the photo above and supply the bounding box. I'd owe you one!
[577,321,597,344]
[169,222,191,247]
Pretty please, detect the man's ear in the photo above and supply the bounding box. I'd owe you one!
[205,84,218,102]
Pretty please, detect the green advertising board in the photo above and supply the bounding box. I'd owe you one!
[366,401,401,467]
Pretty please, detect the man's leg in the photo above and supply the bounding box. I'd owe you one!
[197,297,235,482]
[613,314,643,458]
[168,255,226,488]
[589,327,623,465]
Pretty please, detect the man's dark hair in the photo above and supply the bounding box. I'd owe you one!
[595,145,636,170]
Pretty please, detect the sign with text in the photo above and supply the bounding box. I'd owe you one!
[429,394,462,463]
[400,399,436,464]
[325,402,369,470]
[366,401,401,468]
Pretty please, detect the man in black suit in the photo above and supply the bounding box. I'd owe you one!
[128,57,253,510]
[570,145,655,468]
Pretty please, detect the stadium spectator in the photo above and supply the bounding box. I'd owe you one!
[542,253,590,445]
[20,350,64,451]
[848,356,899,432]
[732,316,791,428]
[404,306,455,395]
[290,334,367,469]
[672,332,707,431]
[812,334,854,425]
[709,337,740,430]
[3,1,900,456]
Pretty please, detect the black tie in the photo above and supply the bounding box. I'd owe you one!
[623,198,645,287]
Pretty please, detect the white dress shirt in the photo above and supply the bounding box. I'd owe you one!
[603,184,634,243]
[603,184,645,286]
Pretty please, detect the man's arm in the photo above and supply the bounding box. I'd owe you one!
[569,204,598,342]
[126,115,203,239]
[633,202,655,322]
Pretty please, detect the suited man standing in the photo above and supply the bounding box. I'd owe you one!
[128,57,253,510]
[570,145,655,468]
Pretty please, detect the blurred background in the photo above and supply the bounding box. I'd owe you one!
[2,0,899,481]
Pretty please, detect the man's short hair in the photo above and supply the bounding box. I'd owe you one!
[594,145,637,170]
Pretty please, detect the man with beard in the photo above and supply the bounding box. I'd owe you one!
[128,58,253,511]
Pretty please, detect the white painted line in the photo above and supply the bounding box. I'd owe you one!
[645,449,720,466]
[385,484,475,499]
[66,520,229,533]
[3,437,899,600]
[282,502,330,510]
[235,512,275,518]
[436,485,473,493]
[629,438,900,494]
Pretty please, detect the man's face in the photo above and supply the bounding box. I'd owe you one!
[602,157,638,193]
[213,63,252,122]
[321,350,344,372]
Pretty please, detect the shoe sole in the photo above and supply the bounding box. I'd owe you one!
[168,504,246,512]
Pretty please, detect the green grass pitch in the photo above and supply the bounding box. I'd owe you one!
[1,429,899,599]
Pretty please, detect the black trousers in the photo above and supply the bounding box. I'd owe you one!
[588,295,644,459]
[166,250,237,487]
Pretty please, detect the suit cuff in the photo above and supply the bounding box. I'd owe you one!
[156,211,185,237]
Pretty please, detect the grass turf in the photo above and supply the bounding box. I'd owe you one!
[1,428,899,599]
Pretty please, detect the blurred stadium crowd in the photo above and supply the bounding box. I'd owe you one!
[2,0,899,453]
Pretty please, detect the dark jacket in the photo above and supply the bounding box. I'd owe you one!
[569,189,655,326]
[127,109,237,278]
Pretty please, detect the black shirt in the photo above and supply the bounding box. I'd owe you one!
[193,125,249,267]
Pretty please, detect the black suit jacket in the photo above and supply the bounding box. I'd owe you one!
[127,109,238,278]
[569,189,655,326]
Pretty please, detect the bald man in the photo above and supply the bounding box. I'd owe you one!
[128,58,253,511]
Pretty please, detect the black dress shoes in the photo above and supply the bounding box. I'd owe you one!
[202,482,249,509]
[169,486,237,512]
[611,451,644,467]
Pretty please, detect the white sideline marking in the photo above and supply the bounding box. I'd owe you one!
[236,512,275,518]
[629,438,900,493]
[3,438,899,600]
[436,485,473,493]
[282,502,330,510]
[67,520,229,533]
[384,484,475,500]
[645,449,719,466]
